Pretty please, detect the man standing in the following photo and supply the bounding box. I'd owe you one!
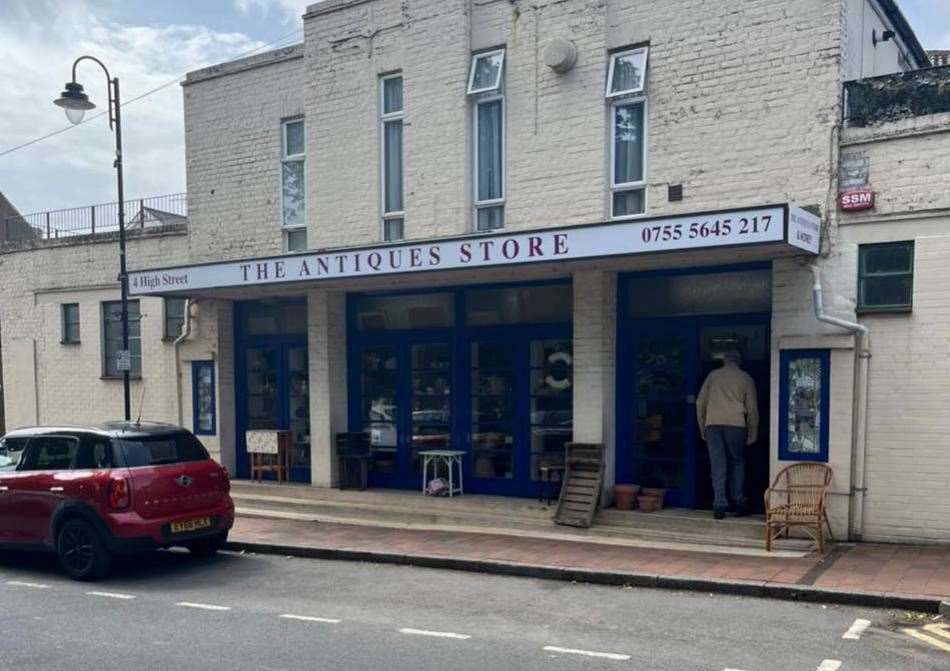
[696,350,758,520]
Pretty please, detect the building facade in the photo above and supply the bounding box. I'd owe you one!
[2,0,948,543]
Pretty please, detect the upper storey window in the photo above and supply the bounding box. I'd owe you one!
[281,118,306,248]
[607,46,649,220]
[467,49,505,94]
[606,47,648,97]
[468,48,506,232]
[380,74,404,241]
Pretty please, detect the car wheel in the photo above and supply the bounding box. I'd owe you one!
[56,518,111,581]
[186,532,228,558]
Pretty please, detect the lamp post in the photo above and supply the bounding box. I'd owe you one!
[54,56,131,421]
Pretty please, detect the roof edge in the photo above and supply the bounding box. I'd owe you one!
[184,43,304,87]
[876,0,930,69]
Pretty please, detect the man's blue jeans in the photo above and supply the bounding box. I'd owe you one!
[705,425,748,512]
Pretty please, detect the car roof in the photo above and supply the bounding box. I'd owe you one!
[2,421,188,440]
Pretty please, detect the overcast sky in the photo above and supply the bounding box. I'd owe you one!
[0,0,947,215]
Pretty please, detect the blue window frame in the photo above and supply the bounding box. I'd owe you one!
[778,349,830,462]
[192,360,216,436]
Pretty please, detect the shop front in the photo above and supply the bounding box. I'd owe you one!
[348,282,573,497]
[127,202,820,504]
[617,265,772,510]
[234,298,312,483]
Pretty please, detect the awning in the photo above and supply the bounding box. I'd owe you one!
[128,203,820,296]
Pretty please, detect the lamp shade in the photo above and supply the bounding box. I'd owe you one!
[53,81,95,124]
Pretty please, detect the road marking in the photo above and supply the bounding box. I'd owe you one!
[175,602,231,611]
[543,646,631,661]
[86,591,136,600]
[842,618,871,640]
[280,614,341,624]
[816,661,842,671]
[5,581,50,589]
[399,628,471,640]
[903,624,950,653]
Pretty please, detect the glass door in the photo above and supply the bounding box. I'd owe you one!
[361,338,452,488]
[241,342,310,483]
[630,324,697,507]
[528,339,573,482]
[470,340,516,480]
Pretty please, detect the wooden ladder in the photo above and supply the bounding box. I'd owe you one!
[553,443,605,528]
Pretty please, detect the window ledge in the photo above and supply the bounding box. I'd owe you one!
[100,375,143,381]
[60,340,81,346]
[856,306,912,315]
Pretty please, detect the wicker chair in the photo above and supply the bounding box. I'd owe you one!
[764,463,834,553]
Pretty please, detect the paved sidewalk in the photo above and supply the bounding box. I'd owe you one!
[229,516,950,612]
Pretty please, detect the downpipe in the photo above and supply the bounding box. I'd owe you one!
[174,299,194,427]
[810,265,870,541]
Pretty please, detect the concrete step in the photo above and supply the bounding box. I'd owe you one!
[230,482,813,555]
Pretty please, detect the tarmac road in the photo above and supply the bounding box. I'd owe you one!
[0,548,946,670]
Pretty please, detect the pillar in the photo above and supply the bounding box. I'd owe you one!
[572,270,617,496]
[307,289,348,487]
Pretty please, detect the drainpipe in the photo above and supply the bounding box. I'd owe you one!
[173,299,194,427]
[810,265,871,541]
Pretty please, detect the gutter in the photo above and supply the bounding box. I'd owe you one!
[173,299,194,427]
[810,265,871,541]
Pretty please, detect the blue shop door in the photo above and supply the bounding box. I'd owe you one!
[241,342,311,483]
[361,338,454,490]
[629,322,699,508]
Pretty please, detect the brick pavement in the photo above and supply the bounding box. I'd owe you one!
[230,516,950,602]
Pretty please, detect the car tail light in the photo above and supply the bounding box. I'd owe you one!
[221,466,231,493]
[108,476,131,510]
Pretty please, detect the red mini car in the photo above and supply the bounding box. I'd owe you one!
[0,422,234,580]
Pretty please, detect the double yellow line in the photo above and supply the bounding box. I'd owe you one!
[902,623,950,653]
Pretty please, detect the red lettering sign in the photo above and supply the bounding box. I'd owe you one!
[839,189,874,212]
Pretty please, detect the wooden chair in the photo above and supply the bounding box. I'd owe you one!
[764,463,834,553]
[248,430,292,483]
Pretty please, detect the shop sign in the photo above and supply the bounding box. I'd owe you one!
[129,203,820,295]
[839,189,875,211]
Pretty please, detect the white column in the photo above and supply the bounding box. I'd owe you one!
[307,289,348,487]
[572,270,617,495]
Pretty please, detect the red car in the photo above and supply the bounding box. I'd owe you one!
[0,422,234,580]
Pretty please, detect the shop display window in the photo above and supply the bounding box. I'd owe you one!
[779,349,830,462]
[191,361,216,435]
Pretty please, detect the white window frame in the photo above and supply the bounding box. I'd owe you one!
[280,118,306,231]
[472,94,506,230]
[608,97,648,220]
[467,48,506,95]
[605,46,649,98]
[379,73,405,240]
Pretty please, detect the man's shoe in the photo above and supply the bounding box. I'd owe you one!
[713,509,726,520]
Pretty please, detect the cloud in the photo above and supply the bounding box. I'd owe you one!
[234,0,309,25]
[0,0,265,214]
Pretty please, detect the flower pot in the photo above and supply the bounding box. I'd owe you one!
[637,495,660,513]
[642,487,666,508]
[613,484,640,511]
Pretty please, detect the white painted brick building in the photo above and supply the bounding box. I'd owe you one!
[3,0,948,544]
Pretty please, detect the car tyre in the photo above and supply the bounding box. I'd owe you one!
[56,518,111,581]
[186,532,228,558]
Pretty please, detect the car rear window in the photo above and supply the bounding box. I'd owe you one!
[0,436,30,470]
[118,433,210,467]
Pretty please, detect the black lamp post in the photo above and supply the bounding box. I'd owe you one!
[54,56,131,421]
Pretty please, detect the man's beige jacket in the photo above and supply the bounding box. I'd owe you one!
[696,362,759,443]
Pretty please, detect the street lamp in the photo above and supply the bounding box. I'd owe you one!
[54,56,132,421]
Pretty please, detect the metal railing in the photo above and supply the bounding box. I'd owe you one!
[1,192,187,243]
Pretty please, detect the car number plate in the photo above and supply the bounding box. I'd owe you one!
[170,517,212,534]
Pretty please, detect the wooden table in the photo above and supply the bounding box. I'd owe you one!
[419,449,465,497]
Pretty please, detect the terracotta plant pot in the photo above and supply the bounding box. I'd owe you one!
[613,484,640,511]
[637,494,660,513]
[642,487,666,508]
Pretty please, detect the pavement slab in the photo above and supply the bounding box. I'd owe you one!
[229,515,950,611]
